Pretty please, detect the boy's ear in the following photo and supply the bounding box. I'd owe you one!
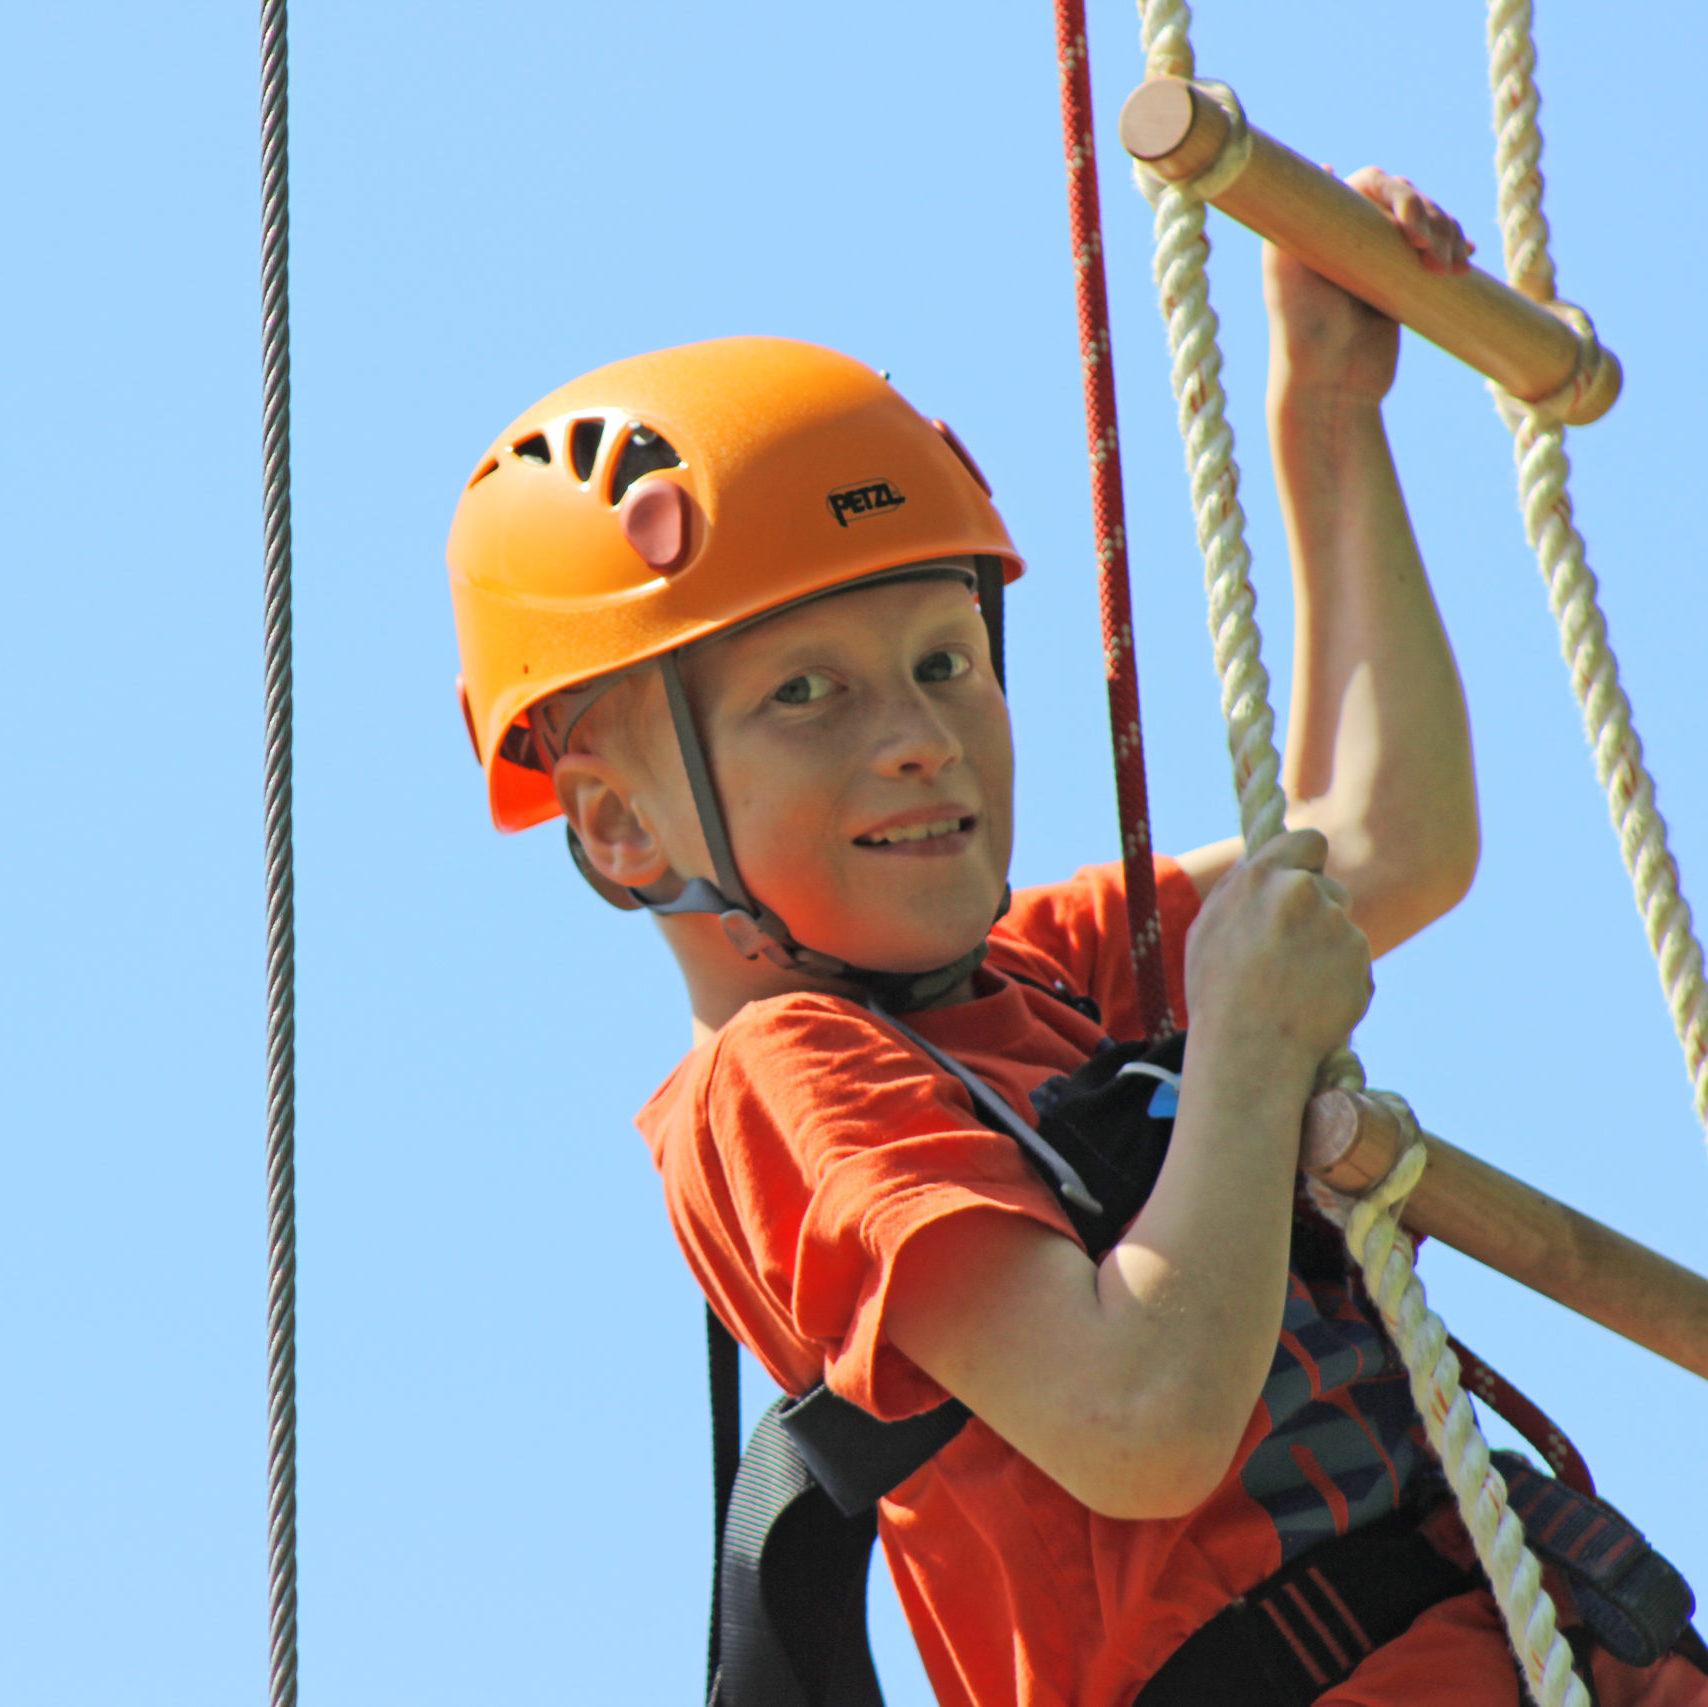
[551,753,674,895]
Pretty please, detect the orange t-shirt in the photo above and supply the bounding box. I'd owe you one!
[635,860,1701,1706]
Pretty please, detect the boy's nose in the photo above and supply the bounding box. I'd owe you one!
[872,689,963,778]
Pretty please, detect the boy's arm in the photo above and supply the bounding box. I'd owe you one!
[886,831,1371,1521]
[1176,168,1479,959]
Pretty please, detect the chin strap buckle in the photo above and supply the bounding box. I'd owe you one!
[719,908,851,979]
[719,909,786,964]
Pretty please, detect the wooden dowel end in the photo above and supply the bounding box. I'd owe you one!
[1118,78,1622,425]
[1119,77,1224,180]
[1302,1087,1405,1188]
[1300,1088,1708,1381]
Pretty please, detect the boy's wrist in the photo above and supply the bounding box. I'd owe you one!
[1180,1016,1322,1139]
[1266,377,1387,435]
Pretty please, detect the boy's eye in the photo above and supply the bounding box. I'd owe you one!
[772,670,835,706]
[916,649,971,684]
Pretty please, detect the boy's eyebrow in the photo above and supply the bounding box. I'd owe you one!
[693,632,834,711]
[686,576,986,704]
[718,604,983,684]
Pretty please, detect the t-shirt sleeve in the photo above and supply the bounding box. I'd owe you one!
[997,855,1201,1039]
[698,996,1080,1420]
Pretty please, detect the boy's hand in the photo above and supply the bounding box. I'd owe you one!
[1263,166,1473,406]
[1183,829,1373,1083]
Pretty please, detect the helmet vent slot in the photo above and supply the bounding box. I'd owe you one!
[610,424,684,505]
[511,432,552,465]
[466,455,500,488]
[570,419,604,482]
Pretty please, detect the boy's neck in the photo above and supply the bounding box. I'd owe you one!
[667,912,982,1043]
[669,912,847,1039]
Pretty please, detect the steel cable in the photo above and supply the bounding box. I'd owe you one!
[259,0,298,1700]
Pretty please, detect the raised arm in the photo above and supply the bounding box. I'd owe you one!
[886,832,1371,1519]
[1177,169,1480,957]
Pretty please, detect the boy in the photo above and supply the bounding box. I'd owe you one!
[447,172,1703,1704]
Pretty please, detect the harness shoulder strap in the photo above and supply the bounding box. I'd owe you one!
[709,1374,885,1705]
[779,1383,970,1519]
[706,1307,741,1701]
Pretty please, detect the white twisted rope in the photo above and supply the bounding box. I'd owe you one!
[1346,1109,1590,1707]
[1135,1,1292,871]
[1487,0,1708,1137]
[1132,4,1584,1699]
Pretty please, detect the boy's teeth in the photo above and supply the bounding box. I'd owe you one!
[863,817,963,845]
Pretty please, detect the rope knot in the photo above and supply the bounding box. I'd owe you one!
[1364,1091,1429,1215]
[1491,298,1616,427]
[1331,1091,1428,1264]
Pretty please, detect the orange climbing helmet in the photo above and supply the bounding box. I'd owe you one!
[447,335,1023,832]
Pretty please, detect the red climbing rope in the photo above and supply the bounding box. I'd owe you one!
[1054,0,1175,1038]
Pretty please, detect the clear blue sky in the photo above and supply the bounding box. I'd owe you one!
[5,4,1705,1702]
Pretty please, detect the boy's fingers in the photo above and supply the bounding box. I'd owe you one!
[1409,193,1473,272]
[1317,874,1352,911]
[1346,165,1474,274]
[1389,180,1449,260]
[1251,828,1330,873]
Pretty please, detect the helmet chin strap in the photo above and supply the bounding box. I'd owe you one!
[642,650,1004,1014]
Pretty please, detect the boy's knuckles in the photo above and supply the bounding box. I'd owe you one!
[1274,868,1325,916]
[1261,827,1326,865]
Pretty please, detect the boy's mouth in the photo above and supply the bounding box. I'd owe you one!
[852,814,976,848]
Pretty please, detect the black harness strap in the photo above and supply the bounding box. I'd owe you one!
[706,1307,742,1702]
[1134,1499,1478,1706]
[1499,1455,1696,1668]
[778,1384,970,1521]
[711,1384,884,1707]
[1135,1451,1701,1704]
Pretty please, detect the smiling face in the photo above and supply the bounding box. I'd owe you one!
[676,573,1016,979]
